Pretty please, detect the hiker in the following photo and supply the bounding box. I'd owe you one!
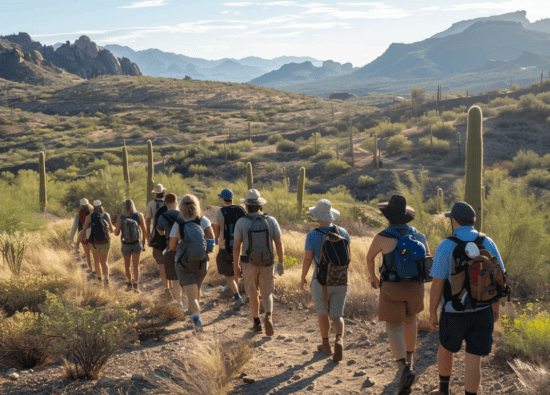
[428,202,507,395]
[146,183,170,297]
[367,195,430,395]
[300,199,351,363]
[233,189,284,336]
[70,198,93,273]
[156,193,184,310]
[169,194,215,331]
[83,200,114,286]
[114,199,146,292]
[212,189,247,310]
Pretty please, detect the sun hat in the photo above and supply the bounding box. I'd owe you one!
[309,199,340,222]
[165,193,177,204]
[93,200,102,207]
[151,183,166,194]
[80,198,89,206]
[444,202,476,222]
[218,189,234,200]
[377,195,416,224]
[240,189,267,206]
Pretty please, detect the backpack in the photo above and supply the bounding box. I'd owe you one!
[149,200,167,249]
[242,215,273,266]
[87,213,110,246]
[175,217,207,272]
[221,205,246,251]
[444,234,510,312]
[121,213,141,245]
[315,226,351,287]
[154,211,179,252]
[380,227,429,283]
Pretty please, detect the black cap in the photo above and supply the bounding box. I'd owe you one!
[444,202,476,222]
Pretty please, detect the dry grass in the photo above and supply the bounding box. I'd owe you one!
[509,359,550,394]
[149,339,253,395]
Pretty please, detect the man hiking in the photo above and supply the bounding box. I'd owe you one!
[429,202,507,395]
[367,195,430,395]
[212,189,247,310]
[83,200,114,286]
[70,198,93,275]
[301,199,350,363]
[233,189,284,336]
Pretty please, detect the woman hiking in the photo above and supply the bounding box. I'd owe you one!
[114,199,146,292]
[83,200,114,286]
[70,198,93,275]
[169,194,215,332]
[367,195,430,395]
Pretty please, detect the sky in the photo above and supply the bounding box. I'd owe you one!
[2,0,550,67]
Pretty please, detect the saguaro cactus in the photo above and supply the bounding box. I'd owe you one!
[437,188,444,213]
[348,123,354,167]
[147,140,154,203]
[297,167,306,213]
[457,132,461,156]
[465,106,483,231]
[122,144,130,186]
[246,162,253,190]
[374,133,379,170]
[39,151,46,212]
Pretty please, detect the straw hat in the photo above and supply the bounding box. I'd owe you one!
[151,184,166,194]
[240,189,267,205]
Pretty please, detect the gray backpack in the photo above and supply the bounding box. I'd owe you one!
[242,215,274,266]
[121,213,140,245]
[175,217,207,271]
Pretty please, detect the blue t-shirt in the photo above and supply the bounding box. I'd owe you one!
[305,225,350,277]
[156,210,179,240]
[430,226,505,313]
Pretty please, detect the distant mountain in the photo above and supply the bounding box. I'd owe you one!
[249,60,355,88]
[235,56,322,70]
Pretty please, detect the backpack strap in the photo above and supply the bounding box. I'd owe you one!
[379,228,403,239]
[474,233,486,245]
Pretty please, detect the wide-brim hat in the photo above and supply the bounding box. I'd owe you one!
[240,189,267,205]
[309,199,340,222]
[151,183,166,194]
[93,200,102,207]
[80,198,89,206]
[444,201,476,222]
[377,195,415,224]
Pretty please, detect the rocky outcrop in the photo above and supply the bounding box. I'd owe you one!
[120,57,141,76]
[329,92,357,101]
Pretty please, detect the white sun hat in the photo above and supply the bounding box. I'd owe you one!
[309,199,340,222]
[151,183,166,194]
[80,198,89,206]
[93,200,102,207]
[240,189,267,205]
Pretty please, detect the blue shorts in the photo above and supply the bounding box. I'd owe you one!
[439,307,494,356]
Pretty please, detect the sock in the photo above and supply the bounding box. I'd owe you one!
[234,293,241,300]
[465,392,477,395]
[439,375,451,395]
[406,351,414,365]
[102,275,108,280]
[266,312,272,319]
[254,317,261,327]
[335,333,342,343]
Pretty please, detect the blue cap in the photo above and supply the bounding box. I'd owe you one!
[218,189,234,200]
[445,202,476,222]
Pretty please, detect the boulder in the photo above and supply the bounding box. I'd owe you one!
[119,57,141,76]
[31,50,43,64]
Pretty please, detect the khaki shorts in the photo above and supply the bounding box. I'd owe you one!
[311,278,348,319]
[90,242,110,255]
[242,262,275,297]
[379,281,424,323]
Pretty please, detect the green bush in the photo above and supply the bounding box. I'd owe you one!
[418,136,449,154]
[276,140,296,153]
[361,137,375,153]
[325,159,350,176]
[537,91,550,105]
[267,134,284,144]
[455,113,468,124]
[298,145,317,158]
[440,111,458,121]
[246,112,268,122]
[367,121,406,138]
[524,169,550,188]
[431,122,455,137]
[512,149,540,175]
[188,164,208,175]
[312,150,335,161]
[0,116,13,125]
[386,135,412,154]
[488,96,517,108]
[357,175,381,188]
[517,94,547,112]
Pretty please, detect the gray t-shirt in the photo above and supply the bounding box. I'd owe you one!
[213,208,226,249]
[234,214,282,255]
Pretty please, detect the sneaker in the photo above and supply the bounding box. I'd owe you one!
[192,316,203,332]
[398,365,416,395]
[132,282,139,293]
[103,279,110,288]
[233,297,245,311]
[252,323,262,333]
[333,336,343,363]
[220,285,231,293]
[264,313,274,337]
[126,281,133,291]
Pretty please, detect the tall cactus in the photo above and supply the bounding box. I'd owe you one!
[246,162,253,190]
[348,123,354,167]
[457,132,461,156]
[437,188,444,213]
[147,140,154,203]
[465,106,483,231]
[122,144,130,187]
[297,167,306,213]
[39,151,46,212]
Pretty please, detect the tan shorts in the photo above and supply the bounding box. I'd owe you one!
[90,242,110,255]
[242,262,275,297]
[379,281,424,323]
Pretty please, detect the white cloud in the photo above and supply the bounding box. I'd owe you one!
[224,2,254,6]
[420,6,440,11]
[262,1,298,5]
[301,3,410,19]
[119,0,168,9]
[250,15,302,24]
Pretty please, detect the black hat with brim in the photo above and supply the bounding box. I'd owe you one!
[377,195,416,224]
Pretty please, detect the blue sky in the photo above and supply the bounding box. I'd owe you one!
[2,0,549,67]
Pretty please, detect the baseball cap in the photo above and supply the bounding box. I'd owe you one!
[93,200,102,207]
[80,198,89,206]
[218,189,234,200]
[444,202,476,222]
[165,193,177,203]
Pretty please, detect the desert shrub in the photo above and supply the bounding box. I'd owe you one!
[0,275,67,316]
[386,135,412,154]
[509,359,550,395]
[418,136,449,154]
[43,294,136,380]
[0,311,51,369]
[228,140,253,152]
[431,122,455,137]
[312,150,335,161]
[325,159,350,176]
[208,117,224,125]
[541,154,550,169]
[0,232,36,276]
[150,303,185,322]
[188,164,208,175]
[517,94,547,112]
[158,126,178,136]
[276,139,296,153]
[367,121,406,138]
[440,111,458,121]
[455,113,468,124]
[488,96,517,108]
[512,149,540,175]
[537,91,550,105]
[357,175,381,188]
[139,116,160,127]
[361,136,375,153]
[0,116,13,125]
[135,312,170,342]
[524,169,550,188]
[246,112,268,122]
[267,133,284,144]
[298,145,317,158]
[324,126,338,136]
[414,115,441,129]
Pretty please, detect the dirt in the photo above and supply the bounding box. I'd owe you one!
[0,252,523,395]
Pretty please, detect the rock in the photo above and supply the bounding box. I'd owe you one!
[347,359,357,365]
[243,377,255,384]
[494,383,503,391]
[7,372,19,381]
[302,350,308,355]
[335,379,342,384]
[292,374,301,380]
[239,373,248,379]
[277,335,286,340]
[131,373,145,381]
[278,363,284,367]
[329,92,357,101]
[354,370,367,377]
[363,378,375,388]
[297,303,304,310]
[370,321,376,326]
[280,297,288,304]
[345,330,353,335]
[284,338,293,343]
[424,350,435,356]
[307,384,315,391]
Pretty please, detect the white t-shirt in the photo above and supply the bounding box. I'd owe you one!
[169,216,211,239]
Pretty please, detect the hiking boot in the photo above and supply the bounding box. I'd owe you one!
[220,285,231,294]
[317,338,332,354]
[398,365,416,395]
[252,323,262,333]
[126,281,133,291]
[264,313,274,337]
[333,335,343,362]
[233,297,245,311]
[132,282,139,293]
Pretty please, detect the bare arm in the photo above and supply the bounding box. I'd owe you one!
[70,213,79,242]
[429,277,445,331]
[83,214,91,231]
[301,250,314,289]
[169,236,178,252]
[233,238,242,279]
[204,226,214,240]
[138,213,147,244]
[213,224,220,241]
[114,216,122,236]
[273,236,284,275]
[145,218,152,242]
[105,214,114,233]
[366,235,384,288]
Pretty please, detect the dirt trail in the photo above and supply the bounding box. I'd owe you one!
[0,255,522,395]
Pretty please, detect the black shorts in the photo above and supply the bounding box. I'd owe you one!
[439,307,494,356]
[216,248,234,276]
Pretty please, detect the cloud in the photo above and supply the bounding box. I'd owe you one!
[119,0,168,9]
[301,2,410,19]
[420,6,440,11]
[262,1,298,5]
[221,10,230,13]
[224,2,253,5]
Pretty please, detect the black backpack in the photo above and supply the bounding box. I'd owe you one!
[149,200,167,250]
[87,213,110,246]
[315,226,351,287]
[221,205,246,250]
[153,211,179,251]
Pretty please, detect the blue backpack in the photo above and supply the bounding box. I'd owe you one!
[380,227,427,282]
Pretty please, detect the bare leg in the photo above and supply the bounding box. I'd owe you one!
[248,286,260,318]
[261,291,273,315]
[225,275,239,294]
[92,251,102,277]
[171,280,182,303]
[100,252,109,278]
[319,314,330,338]
[132,253,140,283]
[464,352,482,393]
[386,321,407,361]
[437,344,454,377]
[123,255,132,282]
[159,264,168,288]
[83,243,92,270]
[184,284,200,315]
[331,317,344,336]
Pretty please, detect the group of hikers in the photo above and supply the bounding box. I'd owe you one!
[70,186,509,395]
